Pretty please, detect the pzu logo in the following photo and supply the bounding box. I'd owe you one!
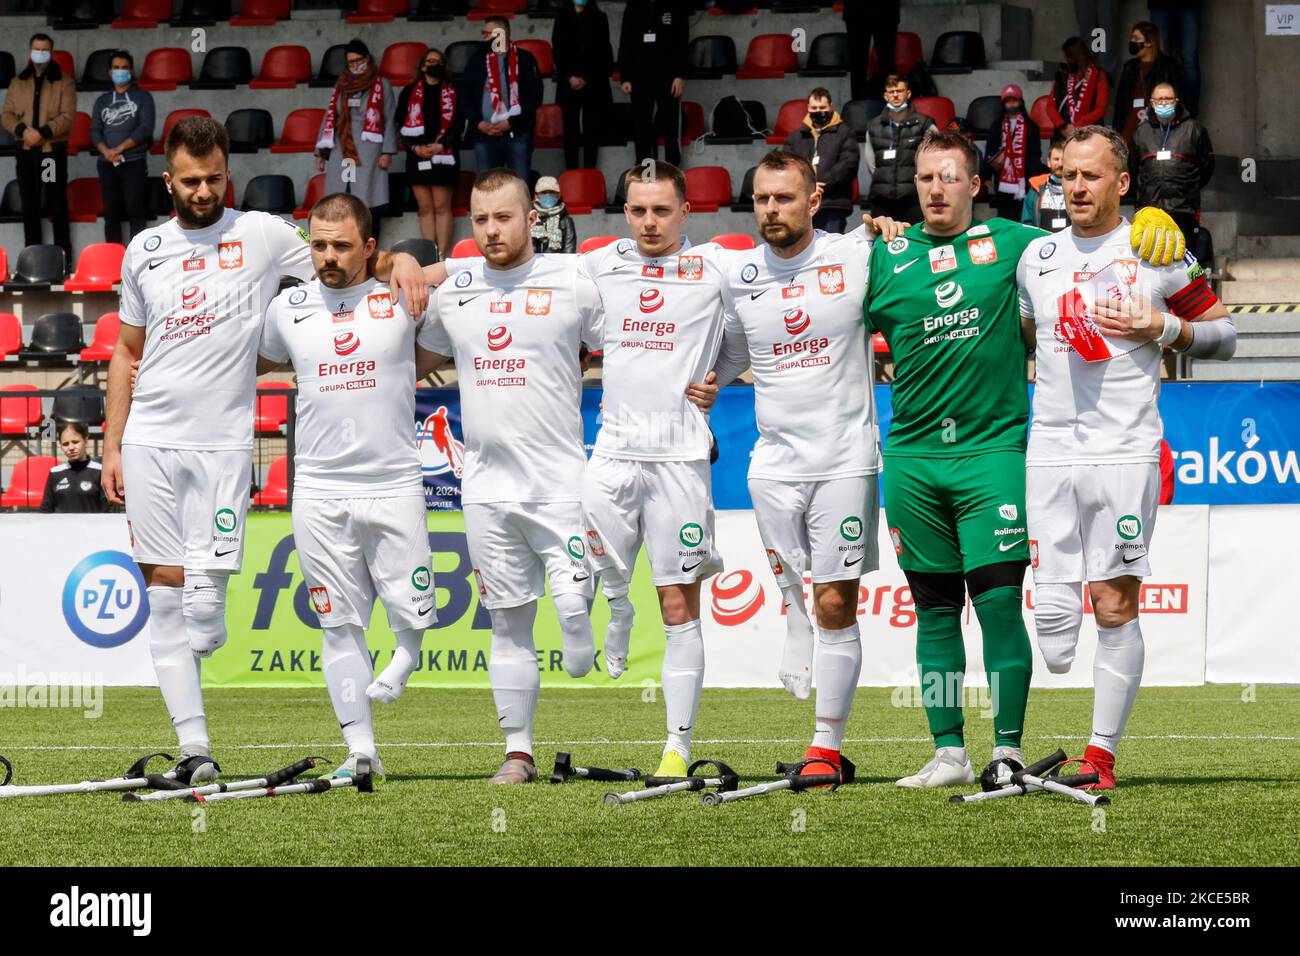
[61,551,150,648]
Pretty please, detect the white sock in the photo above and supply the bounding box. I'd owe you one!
[322,623,377,758]
[554,591,594,677]
[663,620,705,760]
[779,584,815,700]
[1090,617,1145,754]
[489,601,541,757]
[367,626,425,703]
[812,623,862,752]
[147,586,209,751]
[602,574,635,679]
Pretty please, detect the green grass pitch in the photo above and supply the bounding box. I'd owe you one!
[1,685,1296,866]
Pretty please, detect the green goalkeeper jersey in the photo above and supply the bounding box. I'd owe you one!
[865,217,1045,458]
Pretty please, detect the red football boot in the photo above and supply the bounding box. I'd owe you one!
[1078,744,1117,790]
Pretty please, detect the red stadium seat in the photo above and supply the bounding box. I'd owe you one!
[52,51,75,78]
[230,0,290,26]
[685,166,732,213]
[868,31,924,79]
[452,171,474,216]
[451,237,483,258]
[113,0,172,28]
[709,233,755,251]
[680,101,705,146]
[558,169,606,215]
[736,34,798,80]
[380,43,428,87]
[64,243,124,291]
[348,0,408,24]
[912,96,956,130]
[294,173,326,219]
[0,247,8,285]
[0,313,20,359]
[65,179,104,224]
[252,455,289,506]
[533,103,563,148]
[66,112,92,156]
[250,45,311,89]
[255,381,292,434]
[271,109,324,153]
[872,332,890,353]
[1030,94,1056,138]
[139,48,192,91]
[1,386,43,436]
[467,0,524,20]
[516,39,553,78]
[80,312,121,362]
[578,235,618,254]
[152,109,211,155]
[767,99,807,144]
[1,456,57,508]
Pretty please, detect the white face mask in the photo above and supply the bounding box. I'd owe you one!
[30,50,51,65]
[349,60,368,75]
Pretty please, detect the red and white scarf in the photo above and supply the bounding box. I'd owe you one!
[317,78,385,155]
[401,80,456,139]
[486,44,521,123]
[998,112,1028,199]
[1064,64,1096,123]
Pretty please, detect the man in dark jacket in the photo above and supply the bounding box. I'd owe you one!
[459,16,544,178]
[617,0,689,165]
[553,0,614,171]
[1131,81,1213,240]
[783,87,860,233]
[866,74,934,223]
[1113,20,1185,147]
[90,49,155,246]
[845,0,900,101]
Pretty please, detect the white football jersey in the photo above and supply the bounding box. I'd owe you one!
[119,209,314,450]
[259,277,423,499]
[583,237,730,461]
[417,254,604,505]
[1018,220,1218,465]
[718,228,879,481]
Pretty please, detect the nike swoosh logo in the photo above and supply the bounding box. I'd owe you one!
[214,547,238,557]
[1122,554,1145,564]
[147,260,165,270]
[1038,268,1059,276]
[998,539,1025,551]
[458,295,481,306]
[681,560,703,573]
[190,585,214,592]
[843,555,863,567]
[677,725,692,733]
[573,573,590,582]
[893,258,920,273]
[418,604,434,615]
[340,720,356,729]
[292,313,312,324]
[749,290,768,300]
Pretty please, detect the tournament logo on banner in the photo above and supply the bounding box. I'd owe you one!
[416,394,467,510]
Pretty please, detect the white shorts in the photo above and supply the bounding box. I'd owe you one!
[748,475,879,585]
[463,500,594,610]
[122,444,251,572]
[291,495,435,631]
[582,455,724,587]
[1027,462,1159,583]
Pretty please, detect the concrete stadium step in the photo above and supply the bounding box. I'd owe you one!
[1227,334,1300,359]
[1237,235,1300,258]
[1190,356,1300,380]
[1223,258,1300,281]
[1228,310,1300,333]
[1219,278,1300,305]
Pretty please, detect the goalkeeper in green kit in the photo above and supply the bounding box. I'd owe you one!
[864,129,1185,787]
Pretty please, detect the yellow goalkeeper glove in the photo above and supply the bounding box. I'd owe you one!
[1130,207,1187,266]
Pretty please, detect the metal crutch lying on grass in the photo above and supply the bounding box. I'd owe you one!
[187,757,375,802]
[604,759,740,805]
[0,752,208,799]
[701,756,856,806]
[949,748,1111,807]
[124,755,327,802]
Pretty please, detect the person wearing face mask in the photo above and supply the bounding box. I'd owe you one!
[1113,21,1185,149]
[90,50,155,246]
[865,74,934,224]
[1132,81,1213,244]
[552,0,614,172]
[1022,131,1069,230]
[398,49,462,259]
[40,422,111,514]
[983,84,1047,222]
[782,87,860,234]
[1046,37,1110,137]
[2,32,76,264]
[530,176,576,253]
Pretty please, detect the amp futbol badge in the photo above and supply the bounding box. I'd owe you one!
[817,265,844,295]
[525,289,552,315]
[929,245,957,273]
[217,241,243,270]
[782,284,805,299]
[367,292,394,318]
[641,264,664,279]
[489,300,512,314]
[967,237,998,264]
[678,256,703,281]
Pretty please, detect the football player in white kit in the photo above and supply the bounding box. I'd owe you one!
[416,169,603,784]
[102,117,427,782]
[1018,126,1235,788]
[257,193,437,779]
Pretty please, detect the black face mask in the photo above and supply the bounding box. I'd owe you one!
[424,64,445,80]
[809,111,831,127]
[1129,40,1144,55]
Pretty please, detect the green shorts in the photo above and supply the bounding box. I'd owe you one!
[881,451,1029,574]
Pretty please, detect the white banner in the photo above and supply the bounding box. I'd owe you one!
[701,507,1209,688]
[1206,504,1300,683]
[0,515,156,686]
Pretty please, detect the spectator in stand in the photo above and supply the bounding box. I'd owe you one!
[783,87,860,234]
[866,74,934,223]
[617,0,689,165]
[315,40,396,242]
[1022,130,1070,230]
[90,50,154,247]
[1132,81,1214,244]
[1072,0,1118,73]
[1047,37,1110,136]
[40,422,110,514]
[1148,0,1202,115]
[983,84,1046,221]
[2,33,75,264]
[530,175,575,254]
[553,0,614,172]
[1113,21,1185,148]
[397,47,461,259]
[460,16,543,178]
[845,0,900,101]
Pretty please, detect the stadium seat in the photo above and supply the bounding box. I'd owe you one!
[736,34,799,80]
[0,313,19,360]
[380,43,428,86]
[0,385,43,436]
[873,332,890,354]
[251,45,311,89]
[80,311,121,362]
[516,39,553,78]
[709,233,755,251]
[1030,95,1056,138]
[868,31,924,78]
[226,109,275,153]
[445,41,482,81]
[253,456,289,506]
[147,177,171,217]
[965,95,1004,138]
[685,166,732,213]
[0,247,7,284]
[708,3,757,13]
[732,167,757,211]
[842,99,883,141]
[66,112,93,156]
[112,0,172,28]
[0,52,14,89]
[533,104,564,148]
[679,101,705,146]
[192,47,252,89]
[80,48,116,92]
[767,99,808,144]
[174,0,232,25]
[0,180,31,223]
[558,169,606,215]
[710,99,766,144]
[255,382,292,434]
[685,36,737,78]
[913,96,956,130]
[293,173,326,219]
[605,165,634,213]
[769,0,819,11]
[241,176,296,214]
[526,0,562,14]
[800,33,849,77]
[930,31,986,75]
[51,387,106,427]
[64,243,124,292]
[7,245,67,288]
[451,237,482,257]
[452,171,474,216]
[391,238,440,266]
[152,109,211,155]
[139,48,192,91]
[578,235,617,254]
[348,0,408,24]
[412,0,469,21]
[52,51,76,79]
[312,45,347,88]
[467,0,525,20]
[1,456,57,508]
[230,0,290,25]
[602,102,636,147]
[271,109,324,153]
[66,178,104,223]
[54,0,114,30]
[20,313,85,363]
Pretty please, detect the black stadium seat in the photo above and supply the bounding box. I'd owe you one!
[0,180,28,221]
[191,47,252,90]
[732,166,758,211]
[391,238,439,266]
[800,32,850,76]
[930,31,986,75]
[0,52,16,90]
[710,98,767,144]
[53,0,114,29]
[241,175,296,214]
[312,44,348,88]
[7,245,67,288]
[606,166,633,213]
[225,109,275,153]
[526,0,563,17]
[19,313,85,364]
[445,41,483,81]
[148,177,172,217]
[174,0,233,26]
[52,387,106,427]
[965,95,1004,138]
[842,99,884,141]
[80,49,117,92]
[685,36,738,78]
[412,0,468,20]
